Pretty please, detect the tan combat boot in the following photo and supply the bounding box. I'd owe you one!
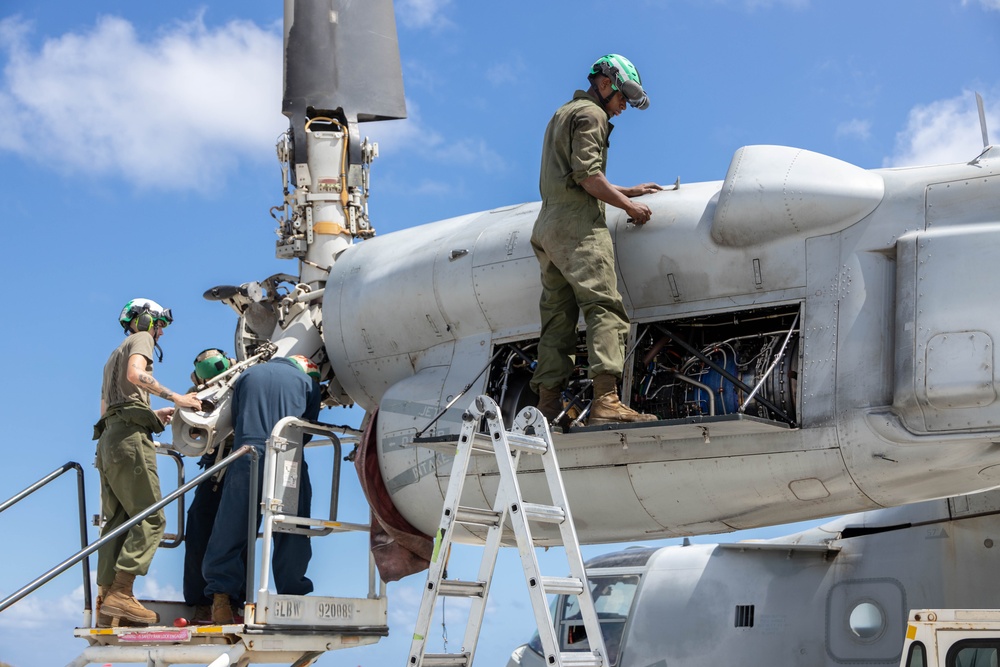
[100,571,158,627]
[95,584,108,626]
[95,584,107,615]
[536,385,564,423]
[588,374,658,426]
[97,583,142,628]
[212,593,235,624]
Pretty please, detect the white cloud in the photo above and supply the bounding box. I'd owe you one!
[366,99,506,172]
[396,0,455,30]
[0,571,183,631]
[0,587,81,630]
[387,580,422,626]
[963,0,1000,11]
[0,14,285,191]
[885,89,999,167]
[835,118,872,141]
[0,12,501,192]
[486,55,525,87]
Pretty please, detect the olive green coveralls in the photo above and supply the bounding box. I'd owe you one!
[530,90,630,394]
[94,332,166,587]
[93,403,166,586]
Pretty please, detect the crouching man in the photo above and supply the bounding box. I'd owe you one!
[201,355,321,624]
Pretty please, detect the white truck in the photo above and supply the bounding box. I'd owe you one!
[900,610,1000,667]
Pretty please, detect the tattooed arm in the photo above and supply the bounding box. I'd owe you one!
[126,354,202,410]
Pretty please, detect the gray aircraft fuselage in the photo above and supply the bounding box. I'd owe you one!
[507,490,1000,667]
[321,144,1000,544]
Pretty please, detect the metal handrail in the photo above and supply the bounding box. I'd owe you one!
[157,447,186,549]
[0,445,258,616]
[253,417,384,621]
[0,462,92,626]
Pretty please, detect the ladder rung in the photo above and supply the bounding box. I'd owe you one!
[523,502,565,524]
[559,651,605,667]
[470,432,499,454]
[420,653,470,667]
[505,432,548,453]
[438,579,486,597]
[454,506,502,527]
[540,576,584,596]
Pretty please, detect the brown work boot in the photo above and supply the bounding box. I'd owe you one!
[96,584,142,628]
[100,571,158,626]
[191,604,213,625]
[212,593,235,624]
[536,386,563,423]
[95,585,107,617]
[588,374,657,426]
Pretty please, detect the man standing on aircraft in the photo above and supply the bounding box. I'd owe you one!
[94,298,202,627]
[202,355,321,624]
[530,54,662,426]
[182,348,237,624]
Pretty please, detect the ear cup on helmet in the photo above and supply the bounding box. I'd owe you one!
[136,311,154,332]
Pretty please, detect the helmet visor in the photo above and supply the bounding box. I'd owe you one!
[155,308,173,326]
[619,78,649,110]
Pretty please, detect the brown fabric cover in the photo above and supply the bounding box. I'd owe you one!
[353,409,433,582]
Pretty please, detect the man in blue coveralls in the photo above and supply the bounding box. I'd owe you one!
[201,354,321,624]
[182,348,236,624]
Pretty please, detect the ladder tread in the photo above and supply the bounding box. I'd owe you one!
[522,502,566,524]
[419,653,470,667]
[504,431,548,453]
[540,576,585,596]
[558,651,606,667]
[454,505,502,527]
[438,579,487,597]
[468,432,499,454]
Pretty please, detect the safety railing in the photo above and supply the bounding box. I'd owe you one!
[3,418,379,642]
[252,417,385,627]
[0,446,259,624]
[156,447,186,549]
[0,462,93,626]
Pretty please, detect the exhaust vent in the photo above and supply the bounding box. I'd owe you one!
[735,604,755,628]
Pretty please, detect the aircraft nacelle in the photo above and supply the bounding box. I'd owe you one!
[322,144,1000,545]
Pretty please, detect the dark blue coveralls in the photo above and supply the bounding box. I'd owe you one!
[202,357,321,600]
[182,442,232,608]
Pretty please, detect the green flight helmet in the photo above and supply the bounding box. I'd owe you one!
[193,348,232,381]
[289,354,321,380]
[119,298,173,333]
[590,54,649,110]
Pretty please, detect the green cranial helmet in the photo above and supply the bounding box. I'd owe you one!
[193,348,232,381]
[289,354,321,380]
[590,54,649,110]
[119,298,173,333]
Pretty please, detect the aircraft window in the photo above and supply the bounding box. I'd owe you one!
[905,641,926,667]
[559,575,640,666]
[849,601,886,641]
[947,640,1000,667]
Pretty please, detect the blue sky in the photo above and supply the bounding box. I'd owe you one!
[0,0,999,665]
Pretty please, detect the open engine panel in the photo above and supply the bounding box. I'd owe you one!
[484,303,801,429]
[627,304,800,425]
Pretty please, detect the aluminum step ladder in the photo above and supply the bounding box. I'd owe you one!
[406,395,607,667]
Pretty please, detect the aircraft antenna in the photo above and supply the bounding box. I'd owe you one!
[977,92,990,149]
